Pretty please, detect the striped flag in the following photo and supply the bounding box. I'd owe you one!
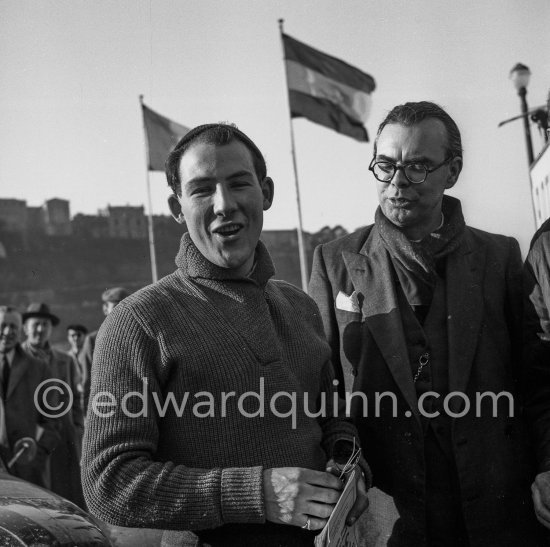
[142,103,190,171]
[282,33,376,142]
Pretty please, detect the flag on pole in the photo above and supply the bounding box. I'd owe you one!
[141,103,190,171]
[282,33,376,142]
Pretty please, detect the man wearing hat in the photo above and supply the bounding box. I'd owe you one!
[22,302,85,508]
[78,287,129,414]
[0,305,59,488]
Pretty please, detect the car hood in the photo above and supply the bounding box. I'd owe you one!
[0,471,110,546]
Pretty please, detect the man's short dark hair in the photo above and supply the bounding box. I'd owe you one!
[165,123,267,195]
[67,324,88,335]
[374,101,463,160]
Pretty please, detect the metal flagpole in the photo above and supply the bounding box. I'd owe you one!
[278,19,309,293]
[139,95,159,283]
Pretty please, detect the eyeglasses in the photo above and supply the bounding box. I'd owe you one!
[369,157,453,184]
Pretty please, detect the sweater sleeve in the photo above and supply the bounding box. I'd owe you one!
[81,304,265,530]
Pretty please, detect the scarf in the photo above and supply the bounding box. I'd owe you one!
[376,195,466,307]
[21,340,53,365]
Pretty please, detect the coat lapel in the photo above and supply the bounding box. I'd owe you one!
[446,233,486,397]
[342,229,420,420]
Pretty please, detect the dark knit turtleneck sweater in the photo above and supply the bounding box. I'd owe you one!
[82,234,358,542]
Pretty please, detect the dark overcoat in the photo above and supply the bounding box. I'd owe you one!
[1,344,60,487]
[309,224,544,546]
[48,348,85,508]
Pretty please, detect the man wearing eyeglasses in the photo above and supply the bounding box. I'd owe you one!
[310,101,544,545]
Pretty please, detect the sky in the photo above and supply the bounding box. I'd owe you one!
[1,0,549,254]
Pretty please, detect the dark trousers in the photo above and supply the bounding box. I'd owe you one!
[425,427,470,547]
[196,522,317,546]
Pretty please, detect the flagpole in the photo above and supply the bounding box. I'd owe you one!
[278,19,309,293]
[139,95,159,283]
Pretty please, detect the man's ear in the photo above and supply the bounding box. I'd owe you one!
[168,194,185,224]
[261,177,275,211]
[445,156,462,190]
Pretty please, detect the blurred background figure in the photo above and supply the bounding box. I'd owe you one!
[21,302,85,509]
[67,324,88,360]
[0,305,59,488]
[66,323,88,412]
[523,89,550,533]
[79,287,129,414]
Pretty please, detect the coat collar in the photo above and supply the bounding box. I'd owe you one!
[343,225,486,418]
[344,227,420,419]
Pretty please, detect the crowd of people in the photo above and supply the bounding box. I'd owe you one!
[0,287,128,509]
[1,98,550,546]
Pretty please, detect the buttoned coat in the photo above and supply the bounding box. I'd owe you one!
[0,344,60,487]
[309,224,543,546]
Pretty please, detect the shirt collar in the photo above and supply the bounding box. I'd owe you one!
[410,213,445,243]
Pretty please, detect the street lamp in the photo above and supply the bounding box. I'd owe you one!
[509,63,535,166]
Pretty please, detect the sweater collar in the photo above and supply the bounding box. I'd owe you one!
[175,232,275,287]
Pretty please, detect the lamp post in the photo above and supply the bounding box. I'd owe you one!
[509,63,534,166]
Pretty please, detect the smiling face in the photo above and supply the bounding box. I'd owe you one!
[375,118,462,240]
[24,317,53,348]
[169,140,274,276]
[0,310,21,354]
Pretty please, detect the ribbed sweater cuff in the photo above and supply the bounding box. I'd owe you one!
[221,466,264,524]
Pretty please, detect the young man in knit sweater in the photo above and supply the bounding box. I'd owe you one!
[81,124,368,546]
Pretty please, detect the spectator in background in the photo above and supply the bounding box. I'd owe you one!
[524,88,550,532]
[0,305,59,488]
[21,303,85,508]
[79,287,128,414]
[67,324,87,360]
[66,323,88,412]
